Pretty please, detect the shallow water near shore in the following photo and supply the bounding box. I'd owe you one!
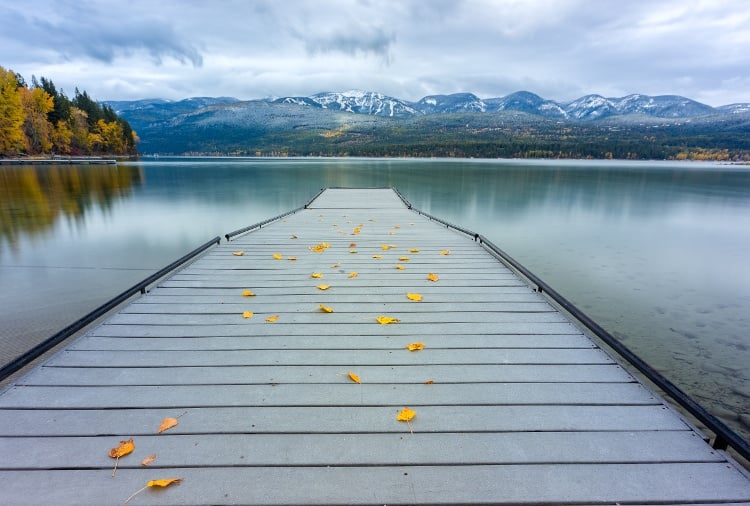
[1,157,749,439]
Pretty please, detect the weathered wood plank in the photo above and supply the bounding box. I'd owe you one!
[0,432,720,469]
[89,321,580,336]
[19,364,633,386]
[44,348,613,367]
[158,277,525,288]
[146,286,538,299]
[0,382,656,409]
[0,405,690,436]
[66,334,594,351]
[105,311,568,326]
[121,301,555,314]
[3,463,749,506]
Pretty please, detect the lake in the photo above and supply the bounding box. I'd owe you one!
[1,157,749,439]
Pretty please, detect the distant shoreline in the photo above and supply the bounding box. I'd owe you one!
[0,157,116,165]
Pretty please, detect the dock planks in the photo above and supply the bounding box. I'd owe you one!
[1,187,749,505]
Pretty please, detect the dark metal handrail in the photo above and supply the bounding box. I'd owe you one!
[395,187,750,461]
[0,236,221,381]
[224,187,326,241]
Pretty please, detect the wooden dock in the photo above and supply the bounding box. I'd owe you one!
[1,187,749,505]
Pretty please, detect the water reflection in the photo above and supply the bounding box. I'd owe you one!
[0,164,143,250]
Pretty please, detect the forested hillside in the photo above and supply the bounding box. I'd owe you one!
[0,66,137,157]
[112,92,750,161]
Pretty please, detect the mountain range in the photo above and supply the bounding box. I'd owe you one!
[104,90,750,158]
[108,89,750,123]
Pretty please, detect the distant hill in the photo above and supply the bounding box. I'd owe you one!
[105,90,750,160]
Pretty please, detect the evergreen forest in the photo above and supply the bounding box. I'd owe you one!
[0,65,137,157]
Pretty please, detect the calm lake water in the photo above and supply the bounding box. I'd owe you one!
[1,157,749,439]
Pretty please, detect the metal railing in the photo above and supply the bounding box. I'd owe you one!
[0,236,221,381]
[393,187,750,462]
[224,187,326,241]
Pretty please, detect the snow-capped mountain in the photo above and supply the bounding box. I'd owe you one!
[106,90,750,140]
[414,93,487,114]
[267,90,735,121]
[564,94,717,120]
[107,96,239,116]
[718,103,750,114]
[485,91,567,118]
[274,90,418,118]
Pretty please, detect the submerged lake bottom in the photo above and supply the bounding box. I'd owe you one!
[1,157,749,440]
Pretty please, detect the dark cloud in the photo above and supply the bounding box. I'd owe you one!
[303,26,395,59]
[1,3,202,67]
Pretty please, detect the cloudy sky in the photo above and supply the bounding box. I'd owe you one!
[1,0,748,106]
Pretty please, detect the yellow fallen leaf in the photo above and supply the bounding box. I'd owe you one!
[109,438,135,459]
[348,272,358,278]
[348,372,361,384]
[381,244,391,250]
[243,311,254,318]
[265,314,280,323]
[407,342,425,351]
[349,249,358,254]
[287,256,297,261]
[148,478,183,488]
[376,315,400,325]
[440,249,451,255]
[141,454,157,466]
[409,248,420,253]
[394,225,401,229]
[308,242,331,252]
[427,273,439,282]
[372,254,383,259]
[272,253,283,260]
[406,293,423,302]
[396,264,406,270]
[352,227,361,235]
[109,438,134,477]
[157,417,179,434]
[242,290,256,297]
[319,304,334,313]
[311,272,324,278]
[316,284,331,290]
[125,478,183,504]
[424,379,434,384]
[397,407,416,421]
[232,251,244,256]
[399,256,410,261]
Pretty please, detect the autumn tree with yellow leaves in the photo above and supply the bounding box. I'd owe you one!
[0,65,137,157]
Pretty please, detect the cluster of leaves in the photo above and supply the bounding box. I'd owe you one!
[232,217,451,438]
[0,65,137,156]
[107,416,184,503]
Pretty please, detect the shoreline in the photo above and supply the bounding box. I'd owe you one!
[0,158,116,165]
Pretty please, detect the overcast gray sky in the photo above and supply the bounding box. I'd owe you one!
[1,0,748,106]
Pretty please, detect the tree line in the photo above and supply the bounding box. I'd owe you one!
[0,65,137,157]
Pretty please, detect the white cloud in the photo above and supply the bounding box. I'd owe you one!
[1,0,748,106]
